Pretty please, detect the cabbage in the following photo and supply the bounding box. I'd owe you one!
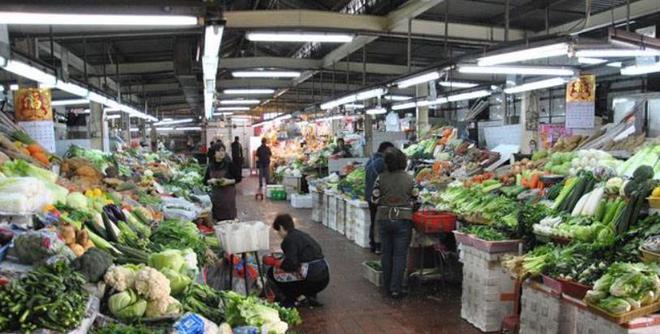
[67,192,88,209]
[149,249,185,272]
[609,272,646,297]
[109,290,147,319]
[584,290,608,304]
[593,273,615,292]
[598,297,631,314]
[1,159,57,183]
[160,268,191,295]
[45,182,69,204]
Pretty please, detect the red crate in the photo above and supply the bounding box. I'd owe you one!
[412,210,456,233]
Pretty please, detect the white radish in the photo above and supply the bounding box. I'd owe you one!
[572,191,591,216]
[582,187,605,216]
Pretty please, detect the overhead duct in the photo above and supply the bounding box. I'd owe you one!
[173,36,202,116]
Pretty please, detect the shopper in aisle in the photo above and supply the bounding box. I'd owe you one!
[204,144,238,221]
[256,138,272,188]
[372,147,418,298]
[231,136,243,182]
[365,141,395,254]
[264,214,329,308]
[332,138,353,158]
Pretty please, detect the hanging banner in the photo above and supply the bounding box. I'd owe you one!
[565,74,596,129]
[14,88,53,121]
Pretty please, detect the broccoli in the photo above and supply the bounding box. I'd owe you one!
[633,165,654,181]
[73,248,113,282]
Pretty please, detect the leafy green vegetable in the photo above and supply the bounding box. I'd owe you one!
[221,291,302,332]
[160,268,192,295]
[462,225,508,241]
[150,220,208,266]
[149,249,185,272]
[1,159,58,183]
[181,283,225,324]
[91,323,166,334]
[109,290,147,320]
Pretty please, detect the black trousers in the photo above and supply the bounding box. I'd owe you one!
[267,266,329,303]
[368,201,379,250]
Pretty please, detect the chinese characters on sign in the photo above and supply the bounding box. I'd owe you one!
[565,75,596,129]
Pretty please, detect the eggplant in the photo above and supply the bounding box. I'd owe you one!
[102,205,119,224]
[0,227,13,246]
[111,205,127,222]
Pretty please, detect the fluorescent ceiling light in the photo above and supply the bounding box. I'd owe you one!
[575,49,660,58]
[621,62,660,75]
[214,112,234,116]
[458,65,576,76]
[54,81,89,97]
[3,59,56,86]
[154,118,193,126]
[52,98,89,106]
[438,81,478,88]
[106,115,121,120]
[578,57,608,65]
[156,127,174,131]
[217,106,250,111]
[9,84,19,91]
[447,90,491,102]
[503,78,567,94]
[277,114,292,121]
[477,42,569,66]
[344,103,364,109]
[130,128,140,132]
[384,95,411,101]
[0,85,3,92]
[0,12,198,26]
[177,127,202,131]
[396,72,439,89]
[392,102,417,110]
[219,99,260,105]
[224,89,274,95]
[105,107,121,113]
[246,32,353,43]
[607,62,623,68]
[366,107,387,115]
[232,71,300,78]
[88,92,111,105]
[356,88,386,100]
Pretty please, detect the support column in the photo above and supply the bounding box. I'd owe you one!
[364,114,373,156]
[520,91,540,154]
[416,83,430,138]
[88,102,105,150]
[121,112,131,143]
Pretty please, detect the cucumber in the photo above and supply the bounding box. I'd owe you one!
[84,220,108,240]
[594,200,607,222]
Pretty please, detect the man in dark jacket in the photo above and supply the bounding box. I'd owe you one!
[256,138,272,188]
[231,136,243,182]
[365,141,394,254]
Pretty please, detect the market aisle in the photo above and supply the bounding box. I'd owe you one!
[235,175,481,334]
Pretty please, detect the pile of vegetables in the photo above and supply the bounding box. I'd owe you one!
[221,291,301,334]
[150,219,209,266]
[338,167,366,199]
[180,283,225,324]
[0,262,89,333]
[584,262,660,315]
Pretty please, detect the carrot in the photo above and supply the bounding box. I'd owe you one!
[26,143,43,155]
[538,181,545,190]
[530,174,540,189]
[33,152,49,165]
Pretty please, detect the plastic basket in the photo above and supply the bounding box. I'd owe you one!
[215,221,270,254]
[648,197,660,209]
[271,190,287,201]
[640,246,660,264]
[412,210,457,233]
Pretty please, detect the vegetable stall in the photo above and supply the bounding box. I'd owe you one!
[0,120,301,334]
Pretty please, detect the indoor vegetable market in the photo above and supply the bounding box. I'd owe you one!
[1,1,660,333]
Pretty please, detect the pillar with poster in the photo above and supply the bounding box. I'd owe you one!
[565,74,596,130]
[13,87,56,154]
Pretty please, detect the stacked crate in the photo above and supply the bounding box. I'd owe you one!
[352,200,371,248]
[345,200,355,240]
[519,283,562,334]
[322,192,331,227]
[326,193,337,230]
[460,245,515,332]
[311,188,323,223]
[336,196,346,235]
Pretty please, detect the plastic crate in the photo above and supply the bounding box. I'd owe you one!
[266,185,285,198]
[215,221,270,254]
[290,193,313,209]
[271,190,287,201]
[412,210,457,233]
[362,261,383,287]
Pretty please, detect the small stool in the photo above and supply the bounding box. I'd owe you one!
[255,191,264,201]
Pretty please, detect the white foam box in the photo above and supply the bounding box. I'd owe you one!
[519,283,561,334]
[290,193,313,209]
[336,196,346,235]
[326,195,338,231]
[311,189,323,222]
[322,193,331,226]
[345,201,355,240]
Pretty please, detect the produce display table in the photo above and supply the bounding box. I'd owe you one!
[336,195,346,235]
[311,187,324,223]
[460,243,516,332]
[520,281,660,334]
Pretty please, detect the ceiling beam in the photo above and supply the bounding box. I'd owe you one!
[540,0,660,36]
[222,9,527,42]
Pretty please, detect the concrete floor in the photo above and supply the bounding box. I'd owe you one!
[235,175,482,334]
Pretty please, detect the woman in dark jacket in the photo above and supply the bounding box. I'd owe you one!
[264,214,329,307]
[372,148,418,298]
[204,144,238,221]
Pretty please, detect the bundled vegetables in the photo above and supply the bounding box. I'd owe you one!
[221,291,301,334]
[584,262,660,314]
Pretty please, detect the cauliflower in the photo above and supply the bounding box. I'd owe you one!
[104,265,138,292]
[134,267,171,301]
[145,296,182,318]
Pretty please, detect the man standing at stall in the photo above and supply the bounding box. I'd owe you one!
[365,141,394,254]
[231,136,243,183]
[256,138,272,188]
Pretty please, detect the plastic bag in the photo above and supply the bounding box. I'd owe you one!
[172,312,219,334]
[12,230,76,264]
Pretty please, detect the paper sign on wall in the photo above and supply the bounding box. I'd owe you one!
[565,75,596,129]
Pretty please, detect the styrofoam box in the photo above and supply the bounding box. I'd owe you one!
[290,193,313,209]
[322,193,331,226]
[215,221,270,254]
[336,196,346,235]
[327,195,338,231]
[311,189,323,222]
